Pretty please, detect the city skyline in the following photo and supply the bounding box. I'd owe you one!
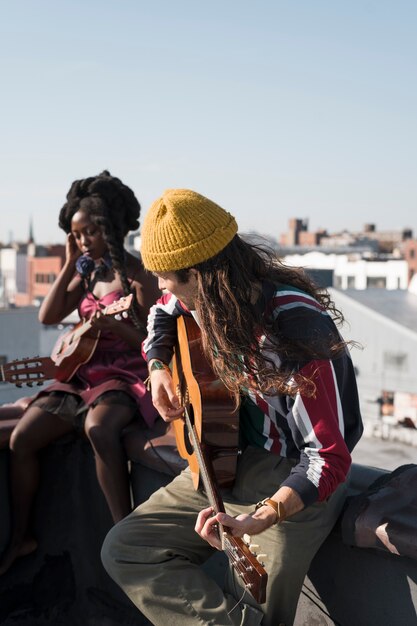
[1,1,416,244]
[2,213,414,248]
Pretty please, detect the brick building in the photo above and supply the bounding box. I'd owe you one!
[14,254,64,306]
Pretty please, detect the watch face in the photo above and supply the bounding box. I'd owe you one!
[150,360,167,371]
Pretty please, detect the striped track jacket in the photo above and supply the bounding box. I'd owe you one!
[143,283,363,507]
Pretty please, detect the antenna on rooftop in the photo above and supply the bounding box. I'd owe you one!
[28,216,35,244]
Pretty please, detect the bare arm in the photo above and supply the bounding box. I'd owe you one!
[132,262,162,329]
[39,233,84,325]
[196,486,304,550]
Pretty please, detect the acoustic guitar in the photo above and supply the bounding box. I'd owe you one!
[171,315,268,604]
[51,294,133,382]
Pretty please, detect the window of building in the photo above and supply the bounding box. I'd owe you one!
[383,352,408,371]
[377,390,395,417]
[367,276,387,288]
[0,355,7,383]
[410,249,415,259]
[347,276,355,288]
[35,273,57,285]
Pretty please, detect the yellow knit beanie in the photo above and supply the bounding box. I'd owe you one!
[140,189,238,272]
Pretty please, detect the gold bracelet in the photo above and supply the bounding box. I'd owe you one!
[255,498,287,524]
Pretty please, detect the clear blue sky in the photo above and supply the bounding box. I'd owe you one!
[1,0,416,244]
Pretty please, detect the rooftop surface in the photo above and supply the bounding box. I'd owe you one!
[341,288,417,334]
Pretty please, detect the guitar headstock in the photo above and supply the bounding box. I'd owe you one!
[102,294,133,319]
[222,532,268,604]
[0,357,56,387]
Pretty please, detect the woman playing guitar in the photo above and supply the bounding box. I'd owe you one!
[102,189,364,626]
[0,171,160,575]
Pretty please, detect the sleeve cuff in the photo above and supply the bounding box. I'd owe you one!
[280,474,319,508]
[146,348,173,366]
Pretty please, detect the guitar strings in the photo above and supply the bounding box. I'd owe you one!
[175,327,265,613]
[183,405,264,602]
[226,586,247,617]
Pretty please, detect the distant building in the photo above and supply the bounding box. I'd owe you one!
[0,222,65,308]
[331,287,417,441]
[280,219,413,255]
[277,218,415,289]
[404,239,417,284]
[15,255,64,307]
[0,248,18,306]
[125,231,141,257]
[282,250,408,290]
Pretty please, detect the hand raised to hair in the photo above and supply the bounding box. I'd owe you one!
[65,233,82,264]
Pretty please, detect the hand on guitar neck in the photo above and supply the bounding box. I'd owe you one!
[195,506,278,551]
[195,505,269,605]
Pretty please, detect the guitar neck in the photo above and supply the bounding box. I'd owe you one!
[183,405,267,605]
[71,300,114,342]
[183,406,225,514]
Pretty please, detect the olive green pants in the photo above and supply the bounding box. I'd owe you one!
[101,446,348,626]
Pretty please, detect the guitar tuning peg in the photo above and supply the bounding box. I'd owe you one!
[27,382,33,387]
[243,534,251,545]
[122,311,128,318]
[256,553,267,563]
[114,314,122,321]
[37,381,43,386]
[248,543,260,553]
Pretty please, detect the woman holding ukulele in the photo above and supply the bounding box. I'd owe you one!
[0,170,160,575]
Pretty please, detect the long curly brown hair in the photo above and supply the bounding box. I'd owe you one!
[177,235,348,398]
[58,170,144,331]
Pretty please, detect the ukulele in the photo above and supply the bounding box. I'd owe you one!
[51,294,133,382]
[171,315,268,604]
[1,356,56,387]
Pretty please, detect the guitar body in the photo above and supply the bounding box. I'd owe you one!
[172,315,240,490]
[51,325,100,382]
[49,294,133,383]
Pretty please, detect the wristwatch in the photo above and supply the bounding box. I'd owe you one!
[255,498,287,524]
[148,359,170,374]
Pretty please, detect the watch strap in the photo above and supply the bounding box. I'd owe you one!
[255,498,286,524]
[148,359,170,373]
[145,359,171,390]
